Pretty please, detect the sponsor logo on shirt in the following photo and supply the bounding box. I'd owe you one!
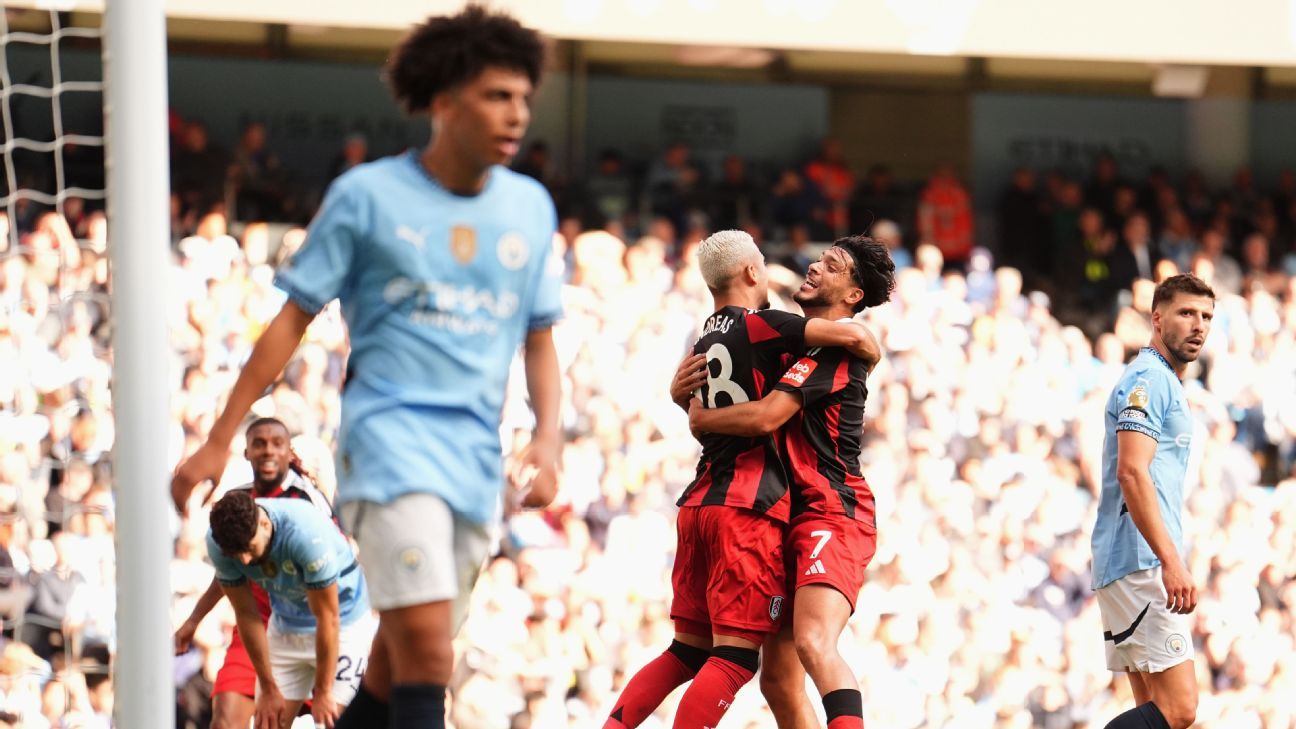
[383,277,520,335]
[780,358,817,387]
[1174,433,1192,448]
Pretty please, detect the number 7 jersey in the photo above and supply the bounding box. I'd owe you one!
[676,306,809,522]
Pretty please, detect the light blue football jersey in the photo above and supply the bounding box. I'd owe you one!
[209,498,369,634]
[1091,347,1194,589]
[273,152,562,525]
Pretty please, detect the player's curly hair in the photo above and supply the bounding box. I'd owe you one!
[385,4,545,114]
[210,490,259,555]
[833,235,896,312]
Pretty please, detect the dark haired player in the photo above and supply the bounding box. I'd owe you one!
[172,6,563,728]
[605,230,879,729]
[207,490,373,729]
[688,236,896,729]
[1093,274,1214,729]
[174,417,334,729]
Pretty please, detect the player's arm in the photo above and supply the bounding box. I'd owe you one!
[221,581,286,722]
[512,326,562,509]
[1115,430,1196,613]
[306,584,341,724]
[175,576,226,654]
[803,319,881,370]
[689,390,803,438]
[171,301,316,513]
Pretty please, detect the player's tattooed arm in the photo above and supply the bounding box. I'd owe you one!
[803,319,881,370]
[670,353,707,410]
[688,390,802,438]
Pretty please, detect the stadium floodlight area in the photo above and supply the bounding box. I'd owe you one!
[1,3,174,726]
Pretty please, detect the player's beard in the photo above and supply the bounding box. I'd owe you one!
[1164,330,1204,364]
[253,465,288,493]
[793,288,830,309]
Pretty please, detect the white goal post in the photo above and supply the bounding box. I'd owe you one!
[102,0,174,726]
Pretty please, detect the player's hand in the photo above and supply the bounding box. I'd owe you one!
[171,440,231,516]
[174,619,197,655]
[1162,560,1197,614]
[311,687,340,729]
[687,398,706,440]
[254,684,287,729]
[510,434,560,510]
[671,353,707,410]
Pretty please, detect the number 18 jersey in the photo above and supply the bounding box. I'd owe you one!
[676,306,808,522]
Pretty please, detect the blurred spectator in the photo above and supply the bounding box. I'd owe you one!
[231,122,287,221]
[170,120,229,218]
[1199,228,1243,296]
[1084,153,1125,221]
[1159,208,1199,273]
[711,155,762,232]
[998,167,1050,284]
[769,168,825,237]
[851,165,910,238]
[870,219,912,270]
[918,164,974,270]
[1108,212,1159,291]
[584,149,634,229]
[803,138,853,238]
[326,133,370,184]
[513,140,552,186]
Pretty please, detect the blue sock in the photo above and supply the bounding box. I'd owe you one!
[390,683,446,729]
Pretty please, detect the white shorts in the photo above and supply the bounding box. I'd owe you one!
[1096,566,1195,673]
[263,610,378,704]
[340,493,491,628]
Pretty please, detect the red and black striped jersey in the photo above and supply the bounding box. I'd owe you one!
[677,306,808,522]
[773,345,875,526]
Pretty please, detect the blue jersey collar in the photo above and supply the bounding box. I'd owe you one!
[1141,346,1177,376]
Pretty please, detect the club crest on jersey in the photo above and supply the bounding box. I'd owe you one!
[281,561,297,576]
[497,232,529,271]
[1127,386,1149,409]
[780,358,817,387]
[450,225,477,264]
[769,595,784,621]
[261,561,278,578]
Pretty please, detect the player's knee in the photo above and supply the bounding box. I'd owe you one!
[759,668,797,708]
[1160,696,1197,729]
[210,708,249,729]
[793,624,836,670]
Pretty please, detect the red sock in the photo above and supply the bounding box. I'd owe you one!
[671,647,759,729]
[824,688,864,729]
[605,641,709,728]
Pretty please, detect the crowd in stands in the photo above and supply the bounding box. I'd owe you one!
[1,126,1295,728]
